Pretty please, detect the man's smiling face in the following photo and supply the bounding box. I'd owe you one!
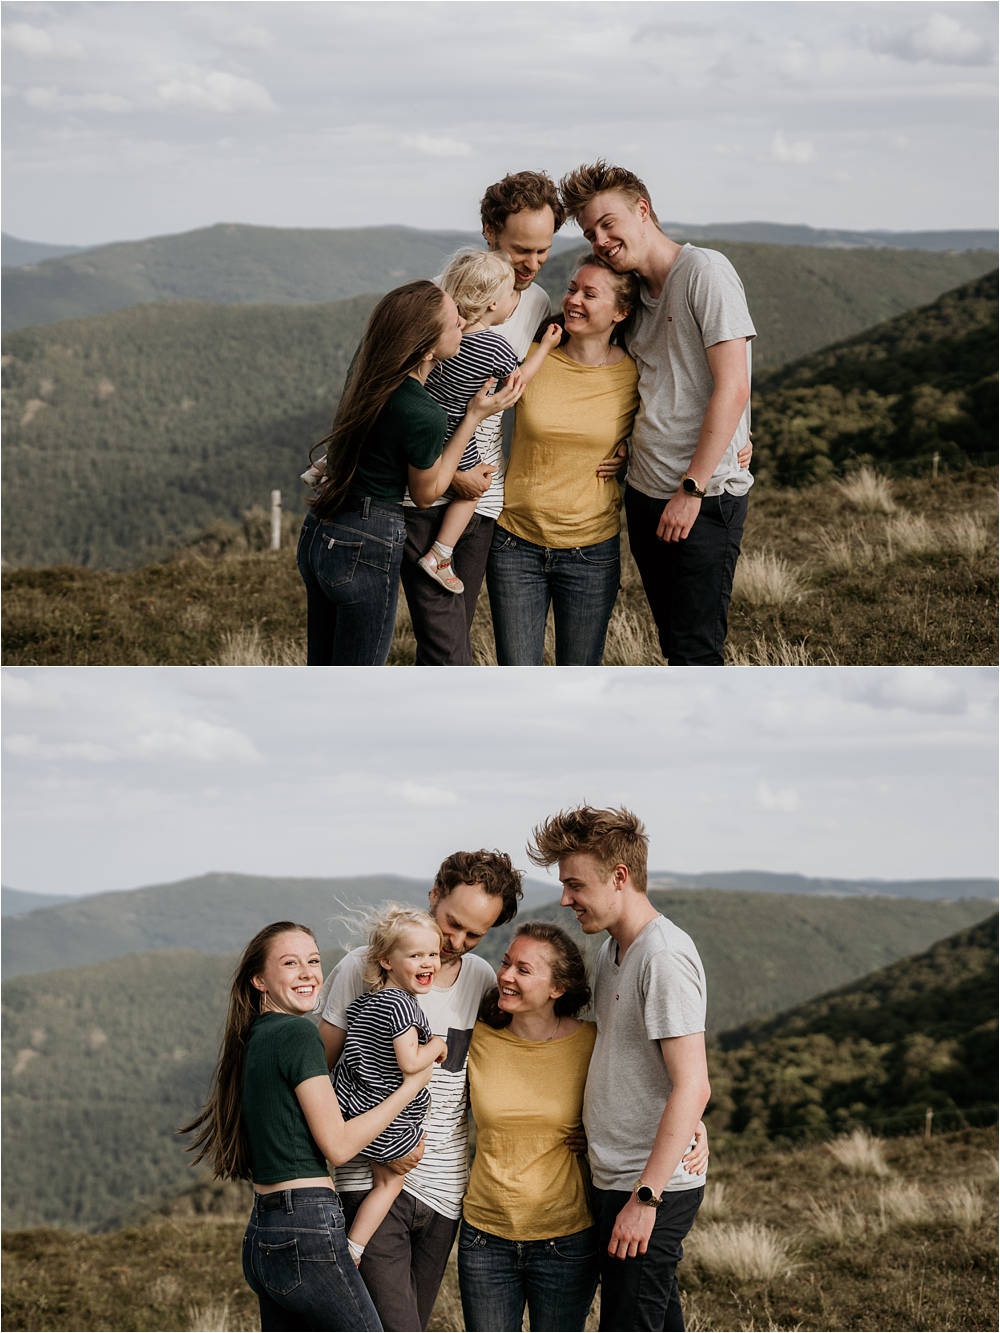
[485,205,556,291]
[578,190,652,273]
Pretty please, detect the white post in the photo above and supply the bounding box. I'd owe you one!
[932,452,940,480]
[270,489,282,550]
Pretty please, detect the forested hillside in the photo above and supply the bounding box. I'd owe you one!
[3,900,994,1231]
[751,270,998,485]
[707,915,998,1146]
[3,247,997,571]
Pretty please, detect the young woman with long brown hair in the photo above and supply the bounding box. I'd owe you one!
[180,921,434,1331]
[297,280,523,665]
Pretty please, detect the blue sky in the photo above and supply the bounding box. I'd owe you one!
[3,666,997,896]
[3,1,997,245]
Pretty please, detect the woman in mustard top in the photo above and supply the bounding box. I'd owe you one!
[486,256,638,666]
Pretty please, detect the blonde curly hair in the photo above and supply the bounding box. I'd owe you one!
[348,902,443,991]
[439,248,516,325]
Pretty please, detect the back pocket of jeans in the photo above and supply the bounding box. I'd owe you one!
[257,1237,301,1296]
[316,536,362,589]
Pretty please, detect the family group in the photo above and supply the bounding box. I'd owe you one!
[185,805,712,1331]
[297,162,756,666]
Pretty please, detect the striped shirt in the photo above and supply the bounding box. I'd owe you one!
[424,329,520,472]
[333,987,432,1162]
[317,947,496,1219]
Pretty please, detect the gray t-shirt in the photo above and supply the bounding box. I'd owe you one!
[628,244,756,501]
[583,915,707,1193]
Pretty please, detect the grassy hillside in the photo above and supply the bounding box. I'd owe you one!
[4,251,997,572]
[707,916,998,1147]
[4,895,994,1231]
[3,1129,995,1331]
[1,888,77,917]
[4,466,995,666]
[647,870,998,900]
[752,270,998,486]
[474,890,997,1035]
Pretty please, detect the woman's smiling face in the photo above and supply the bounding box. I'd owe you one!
[496,934,564,1016]
[561,264,627,340]
[252,929,322,1016]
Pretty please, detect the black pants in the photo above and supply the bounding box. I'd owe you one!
[399,507,494,665]
[339,1189,459,1332]
[625,485,747,665]
[592,1186,703,1332]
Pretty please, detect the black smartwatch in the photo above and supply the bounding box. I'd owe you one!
[634,1179,663,1208]
[681,475,706,498]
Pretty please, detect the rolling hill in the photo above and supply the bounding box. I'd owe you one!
[1,887,77,917]
[4,221,994,330]
[646,870,997,901]
[3,244,997,571]
[707,915,998,1145]
[751,269,999,485]
[3,896,995,1231]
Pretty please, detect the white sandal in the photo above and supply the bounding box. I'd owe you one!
[417,551,465,594]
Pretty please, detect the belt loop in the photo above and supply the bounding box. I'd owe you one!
[284,1189,294,1214]
[361,496,371,520]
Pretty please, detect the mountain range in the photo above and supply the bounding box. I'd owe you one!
[2,896,994,1231]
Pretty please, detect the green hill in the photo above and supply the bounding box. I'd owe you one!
[751,270,999,485]
[4,243,998,571]
[707,915,998,1146]
[3,892,995,1231]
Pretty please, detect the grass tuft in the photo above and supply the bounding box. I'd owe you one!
[687,1220,799,1283]
[943,512,994,561]
[878,1181,932,1227]
[698,1181,733,1222]
[827,1128,891,1177]
[835,466,897,514]
[941,1181,984,1231]
[885,512,938,560]
[209,625,305,666]
[187,1300,252,1332]
[732,549,808,607]
[726,631,837,666]
[804,1194,868,1244]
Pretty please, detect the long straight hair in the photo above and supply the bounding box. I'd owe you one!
[309,281,448,521]
[178,920,318,1181]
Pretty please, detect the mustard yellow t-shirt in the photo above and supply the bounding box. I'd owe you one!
[501,347,640,549]
[464,1019,597,1241]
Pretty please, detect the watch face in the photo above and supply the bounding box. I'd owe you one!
[637,1186,653,1203]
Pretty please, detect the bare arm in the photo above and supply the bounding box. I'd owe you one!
[408,373,524,507]
[394,1029,448,1075]
[294,1065,433,1168]
[656,338,750,542]
[518,325,562,385]
[607,1032,711,1259]
[319,1019,347,1071]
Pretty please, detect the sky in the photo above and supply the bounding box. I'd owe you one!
[2,666,997,897]
[2,1,997,247]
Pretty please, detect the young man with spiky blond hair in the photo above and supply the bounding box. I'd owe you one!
[528,805,710,1332]
[560,162,756,665]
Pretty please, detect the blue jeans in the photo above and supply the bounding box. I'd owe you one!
[486,525,621,665]
[458,1219,599,1331]
[298,499,407,665]
[242,1188,383,1332]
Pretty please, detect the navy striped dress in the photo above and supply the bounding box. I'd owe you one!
[333,987,433,1162]
[424,328,520,470]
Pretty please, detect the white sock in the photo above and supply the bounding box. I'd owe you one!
[347,1237,366,1265]
[431,541,454,562]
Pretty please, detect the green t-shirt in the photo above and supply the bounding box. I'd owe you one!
[243,1012,331,1184]
[350,377,448,501]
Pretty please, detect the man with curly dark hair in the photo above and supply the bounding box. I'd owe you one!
[314,850,523,1330]
[400,170,565,666]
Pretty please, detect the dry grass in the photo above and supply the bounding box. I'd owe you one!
[804,1195,868,1245]
[941,1181,984,1231]
[209,625,305,666]
[726,632,837,666]
[826,1129,891,1177]
[835,466,897,514]
[877,1181,933,1227]
[944,513,994,560]
[885,511,938,559]
[813,525,886,574]
[731,550,808,607]
[187,1299,253,1332]
[687,1221,799,1283]
[699,1181,733,1222]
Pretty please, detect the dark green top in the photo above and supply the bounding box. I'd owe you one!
[243,1012,331,1184]
[349,376,448,501]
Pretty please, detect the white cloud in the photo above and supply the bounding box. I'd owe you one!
[841,670,967,716]
[133,717,261,763]
[157,70,276,115]
[4,734,117,762]
[771,130,815,164]
[755,778,800,813]
[402,134,474,158]
[394,782,459,807]
[3,22,85,60]
[871,13,994,67]
[26,87,131,113]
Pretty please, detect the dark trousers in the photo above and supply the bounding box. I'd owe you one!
[592,1186,703,1332]
[339,1188,459,1332]
[624,485,747,665]
[399,506,495,665]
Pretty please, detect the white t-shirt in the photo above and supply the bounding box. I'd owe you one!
[406,278,553,520]
[317,947,496,1219]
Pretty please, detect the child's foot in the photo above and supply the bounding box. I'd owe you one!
[347,1238,365,1266]
[418,543,464,594]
